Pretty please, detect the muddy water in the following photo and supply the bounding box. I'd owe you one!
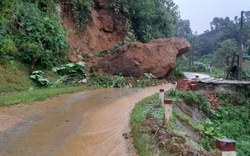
[0,84,169,156]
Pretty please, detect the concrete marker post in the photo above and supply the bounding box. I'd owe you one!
[195,75,199,82]
[159,89,164,106]
[164,99,172,124]
[171,82,177,91]
[216,138,236,156]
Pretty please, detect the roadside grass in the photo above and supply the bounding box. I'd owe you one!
[130,92,206,155]
[0,85,99,106]
[0,62,35,92]
[130,90,215,155]
[173,109,205,134]
[130,93,161,156]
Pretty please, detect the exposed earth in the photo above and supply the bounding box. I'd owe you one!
[0,84,169,156]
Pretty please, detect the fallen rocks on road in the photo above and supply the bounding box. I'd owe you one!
[98,37,191,78]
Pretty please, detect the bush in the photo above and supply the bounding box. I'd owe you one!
[0,1,70,69]
[87,74,127,88]
[173,67,186,78]
[72,0,93,29]
[110,0,179,42]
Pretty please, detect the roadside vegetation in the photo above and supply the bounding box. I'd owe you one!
[0,86,99,106]
[131,88,250,155]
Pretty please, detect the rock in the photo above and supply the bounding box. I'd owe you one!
[177,79,199,91]
[98,38,191,78]
[100,15,114,32]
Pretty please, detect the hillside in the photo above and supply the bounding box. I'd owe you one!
[0,0,183,92]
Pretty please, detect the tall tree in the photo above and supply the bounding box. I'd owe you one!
[175,19,192,37]
[212,39,238,68]
[110,0,179,42]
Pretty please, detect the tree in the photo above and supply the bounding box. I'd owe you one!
[175,19,192,37]
[212,39,238,68]
[110,0,179,42]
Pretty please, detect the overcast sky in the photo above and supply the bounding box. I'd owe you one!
[173,0,250,34]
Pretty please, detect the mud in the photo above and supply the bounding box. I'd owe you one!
[0,85,169,156]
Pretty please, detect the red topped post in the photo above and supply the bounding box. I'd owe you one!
[164,99,172,124]
[159,89,164,106]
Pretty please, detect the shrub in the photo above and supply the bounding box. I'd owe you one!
[0,1,70,69]
[87,75,127,88]
[72,0,93,29]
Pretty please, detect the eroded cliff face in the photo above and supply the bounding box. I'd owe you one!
[60,0,126,62]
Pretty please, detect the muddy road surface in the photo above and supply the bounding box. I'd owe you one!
[184,72,211,80]
[0,84,169,156]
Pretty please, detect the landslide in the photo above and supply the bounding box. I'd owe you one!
[59,0,126,62]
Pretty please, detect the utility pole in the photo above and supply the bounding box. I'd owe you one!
[239,11,244,80]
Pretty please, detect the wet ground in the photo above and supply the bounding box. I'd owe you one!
[0,84,169,156]
[184,72,211,80]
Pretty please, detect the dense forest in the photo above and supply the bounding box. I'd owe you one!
[176,11,250,78]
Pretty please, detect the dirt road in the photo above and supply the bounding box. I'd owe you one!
[0,84,169,156]
[184,72,211,80]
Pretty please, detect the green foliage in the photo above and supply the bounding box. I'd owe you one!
[52,62,87,78]
[110,0,179,42]
[72,0,93,29]
[30,62,87,87]
[189,12,250,73]
[0,0,70,69]
[90,64,100,74]
[134,79,147,88]
[210,68,225,78]
[130,94,163,155]
[87,74,127,88]
[96,36,133,57]
[173,67,186,78]
[0,61,35,92]
[133,73,157,88]
[175,55,189,71]
[169,90,205,107]
[212,39,238,68]
[173,110,205,134]
[175,19,192,37]
[16,2,69,68]
[198,92,250,154]
[30,70,52,86]
[0,86,97,106]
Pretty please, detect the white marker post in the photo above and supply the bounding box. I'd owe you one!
[164,99,172,124]
[195,75,199,82]
[159,89,164,106]
[216,139,236,156]
[171,82,177,91]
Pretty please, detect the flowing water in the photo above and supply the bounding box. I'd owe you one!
[0,84,169,156]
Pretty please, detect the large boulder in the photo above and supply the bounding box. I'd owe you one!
[98,38,191,78]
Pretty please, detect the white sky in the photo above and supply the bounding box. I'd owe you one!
[173,0,250,34]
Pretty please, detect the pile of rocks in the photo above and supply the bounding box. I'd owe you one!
[176,79,199,91]
[209,92,220,109]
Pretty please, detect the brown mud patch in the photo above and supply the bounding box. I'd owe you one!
[0,114,22,132]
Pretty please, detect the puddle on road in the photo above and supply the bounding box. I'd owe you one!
[0,84,169,156]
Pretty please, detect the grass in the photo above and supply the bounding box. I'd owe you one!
[130,93,161,156]
[173,109,205,134]
[0,61,35,92]
[0,85,99,106]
